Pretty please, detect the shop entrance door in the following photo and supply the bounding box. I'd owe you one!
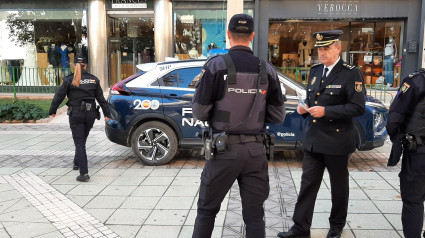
[107,14,154,86]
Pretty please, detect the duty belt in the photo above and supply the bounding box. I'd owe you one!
[227,134,263,145]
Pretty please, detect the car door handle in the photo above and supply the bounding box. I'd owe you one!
[166,94,178,97]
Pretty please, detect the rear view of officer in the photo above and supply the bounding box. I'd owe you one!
[191,14,286,238]
[49,55,111,182]
[387,69,425,238]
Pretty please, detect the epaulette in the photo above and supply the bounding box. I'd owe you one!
[409,72,420,78]
[311,63,322,68]
[342,63,356,70]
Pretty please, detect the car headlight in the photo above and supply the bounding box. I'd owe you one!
[366,101,386,109]
[374,113,383,130]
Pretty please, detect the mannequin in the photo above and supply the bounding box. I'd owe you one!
[298,40,314,67]
[384,37,397,88]
[59,43,72,78]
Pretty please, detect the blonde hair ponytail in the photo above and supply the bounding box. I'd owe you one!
[72,63,83,87]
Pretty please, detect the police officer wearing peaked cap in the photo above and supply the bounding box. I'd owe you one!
[386,69,425,238]
[49,55,111,182]
[278,30,366,238]
[192,13,286,238]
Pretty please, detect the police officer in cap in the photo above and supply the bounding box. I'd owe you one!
[192,13,286,238]
[49,55,111,182]
[277,30,365,238]
[386,69,425,238]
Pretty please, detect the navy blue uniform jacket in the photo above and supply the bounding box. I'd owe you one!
[49,70,111,117]
[302,59,365,155]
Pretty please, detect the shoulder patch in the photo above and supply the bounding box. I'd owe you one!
[342,63,355,70]
[311,63,323,68]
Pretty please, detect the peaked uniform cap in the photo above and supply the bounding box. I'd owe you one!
[313,30,343,47]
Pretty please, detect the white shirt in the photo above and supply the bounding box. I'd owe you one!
[324,56,340,77]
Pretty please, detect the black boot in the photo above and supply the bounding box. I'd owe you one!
[76,174,90,182]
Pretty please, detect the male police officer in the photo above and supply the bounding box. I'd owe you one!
[191,14,286,238]
[277,30,366,238]
[386,69,425,238]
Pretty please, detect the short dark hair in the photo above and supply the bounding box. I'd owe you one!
[229,31,252,42]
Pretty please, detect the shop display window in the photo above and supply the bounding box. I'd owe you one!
[174,9,254,60]
[0,10,87,87]
[269,20,403,88]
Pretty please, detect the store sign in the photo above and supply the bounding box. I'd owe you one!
[317,1,359,15]
[112,0,147,8]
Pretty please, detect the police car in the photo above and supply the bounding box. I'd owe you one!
[105,59,388,165]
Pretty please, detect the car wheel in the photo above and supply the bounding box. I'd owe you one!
[131,121,178,166]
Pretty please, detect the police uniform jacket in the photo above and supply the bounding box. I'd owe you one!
[386,72,425,175]
[192,46,286,135]
[49,69,111,117]
[302,58,365,155]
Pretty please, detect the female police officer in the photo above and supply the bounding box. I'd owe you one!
[49,55,111,182]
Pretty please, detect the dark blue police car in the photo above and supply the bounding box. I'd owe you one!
[105,59,388,165]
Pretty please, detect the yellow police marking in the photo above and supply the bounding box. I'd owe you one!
[311,77,316,85]
[401,82,410,93]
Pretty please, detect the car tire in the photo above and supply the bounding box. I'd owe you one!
[131,121,178,166]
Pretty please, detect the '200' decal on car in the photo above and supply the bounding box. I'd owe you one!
[134,99,160,110]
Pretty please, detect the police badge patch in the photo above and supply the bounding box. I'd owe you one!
[311,77,316,85]
[401,82,410,93]
[355,81,362,92]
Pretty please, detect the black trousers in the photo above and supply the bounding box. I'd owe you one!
[69,110,96,175]
[192,141,269,238]
[400,148,425,238]
[292,150,349,234]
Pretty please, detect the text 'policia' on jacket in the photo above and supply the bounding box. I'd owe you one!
[192,46,286,135]
[49,70,111,117]
[210,54,268,133]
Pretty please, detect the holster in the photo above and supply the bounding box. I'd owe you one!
[198,128,214,160]
[264,134,275,161]
[67,106,72,116]
[96,105,101,120]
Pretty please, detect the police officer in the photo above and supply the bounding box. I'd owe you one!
[192,14,286,238]
[278,30,366,238]
[386,69,425,238]
[49,55,111,182]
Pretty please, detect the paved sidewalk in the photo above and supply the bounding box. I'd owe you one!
[0,110,413,238]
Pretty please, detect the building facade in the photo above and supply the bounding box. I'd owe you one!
[0,0,424,90]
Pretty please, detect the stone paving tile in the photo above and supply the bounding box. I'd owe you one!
[106,209,151,225]
[84,196,127,209]
[107,225,140,238]
[137,225,181,238]
[352,229,402,238]
[144,209,189,226]
[121,196,160,210]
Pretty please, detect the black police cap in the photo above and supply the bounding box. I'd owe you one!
[74,55,88,64]
[228,14,254,34]
[313,30,343,47]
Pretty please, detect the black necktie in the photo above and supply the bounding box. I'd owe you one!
[321,67,329,86]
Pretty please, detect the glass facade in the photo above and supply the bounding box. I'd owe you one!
[269,20,404,87]
[108,16,155,86]
[173,1,254,60]
[0,10,87,89]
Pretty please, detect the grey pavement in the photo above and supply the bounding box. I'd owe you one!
[0,107,413,238]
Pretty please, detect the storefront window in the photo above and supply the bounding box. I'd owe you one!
[108,16,154,86]
[174,9,254,59]
[0,10,87,88]
[269,20,404,88]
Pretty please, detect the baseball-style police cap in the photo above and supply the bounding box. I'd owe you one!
[74,55,88,64]
[313,30,343,47]
[228,14,254,34]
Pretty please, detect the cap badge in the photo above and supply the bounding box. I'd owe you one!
[238,20,247,24]
[316,34,323,41]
